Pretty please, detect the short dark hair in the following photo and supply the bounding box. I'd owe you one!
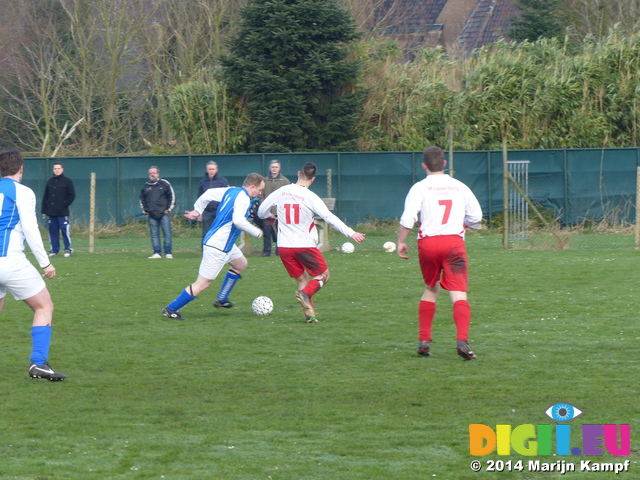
[300,162,317,181]
[53,161,63,168]
[243,173,265,187]
[423,146,445,172]
[0,149,24,177]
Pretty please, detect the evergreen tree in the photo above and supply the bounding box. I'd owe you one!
[221,0,365,152]
[510,0,564,42]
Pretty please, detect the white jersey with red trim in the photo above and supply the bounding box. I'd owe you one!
[399,173,482,239]
[257,184,354,248]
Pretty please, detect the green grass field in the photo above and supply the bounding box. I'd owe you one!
[1,232,638,479]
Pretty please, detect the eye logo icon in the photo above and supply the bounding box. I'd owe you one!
[545,403,583,422]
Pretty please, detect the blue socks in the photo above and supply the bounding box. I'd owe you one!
[30,326,52,366]
[167,272,242,312]
[168,288,196,311]
[217,270,241,301]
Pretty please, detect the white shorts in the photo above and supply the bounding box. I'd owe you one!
[198,245,243,280]
[0,256,46,301]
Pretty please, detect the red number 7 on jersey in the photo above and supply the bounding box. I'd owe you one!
[439,199,452,224]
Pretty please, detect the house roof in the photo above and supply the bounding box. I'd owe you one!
[377,0,448,35]
[375,0,521,54]
[459,0,520,52]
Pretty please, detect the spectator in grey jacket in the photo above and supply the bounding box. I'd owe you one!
[140,166,175,259]
[256,159,289,256]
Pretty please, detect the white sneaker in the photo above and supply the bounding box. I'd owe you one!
[165,254,173,259]
[148,253,162,259]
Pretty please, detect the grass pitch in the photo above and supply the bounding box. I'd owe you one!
[1,234,638,479]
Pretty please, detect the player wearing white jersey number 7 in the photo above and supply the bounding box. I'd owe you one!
[397,146,483,360]
[258,162,365,323]
[0,150,65,381]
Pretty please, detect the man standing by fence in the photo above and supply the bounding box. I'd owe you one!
[41,162,75,258]
[140,166,175,259]
[397,146,483,360]
[197,161,229,240]
[256,159,290,257]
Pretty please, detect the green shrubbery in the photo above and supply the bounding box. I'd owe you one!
[358,29,640,152]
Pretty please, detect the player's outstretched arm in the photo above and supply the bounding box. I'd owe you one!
[351,232,366,244]
[184,210,200,220]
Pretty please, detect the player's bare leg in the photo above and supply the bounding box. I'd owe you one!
[24,288,66,381]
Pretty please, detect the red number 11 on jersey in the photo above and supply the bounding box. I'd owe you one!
[284,203,300,224]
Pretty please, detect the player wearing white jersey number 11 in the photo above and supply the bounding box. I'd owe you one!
[257,162,365,323]
[397,146,483,360]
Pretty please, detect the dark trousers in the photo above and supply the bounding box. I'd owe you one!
[202,210,216,239]
[253,216,277,254]
[47,216,71,253]
[261,221,278,254]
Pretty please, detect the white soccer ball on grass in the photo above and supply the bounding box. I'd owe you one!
[341,242,355,253]
[252,296,274,316]
[383,241,396,252]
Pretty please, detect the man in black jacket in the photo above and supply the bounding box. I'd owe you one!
[140,166,175,259]
[197,161,229,239]
[41,162,75,258]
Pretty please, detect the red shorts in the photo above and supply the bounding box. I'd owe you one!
[278,247,328,278]
[417,235,468,292]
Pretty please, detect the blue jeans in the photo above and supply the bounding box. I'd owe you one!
[148,214,172,255]
[47,216,71,253]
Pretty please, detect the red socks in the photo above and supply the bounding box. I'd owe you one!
[418,301,436,342]
[453,300,471,342]
[302,279,323,297]
[419,299,471,342]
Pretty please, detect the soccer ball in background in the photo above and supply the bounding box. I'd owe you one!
[383,241,396,252]
[341,242,355,253]
[252,296,273,316]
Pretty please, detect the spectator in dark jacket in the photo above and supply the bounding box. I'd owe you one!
[41,162,75,257]
[197,161,229,239]
[140,166,175,259]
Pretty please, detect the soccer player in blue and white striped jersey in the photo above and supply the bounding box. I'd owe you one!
[0,150,66,380]
[162,173,265,320]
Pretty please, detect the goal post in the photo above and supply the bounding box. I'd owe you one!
[506,161,530,247]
